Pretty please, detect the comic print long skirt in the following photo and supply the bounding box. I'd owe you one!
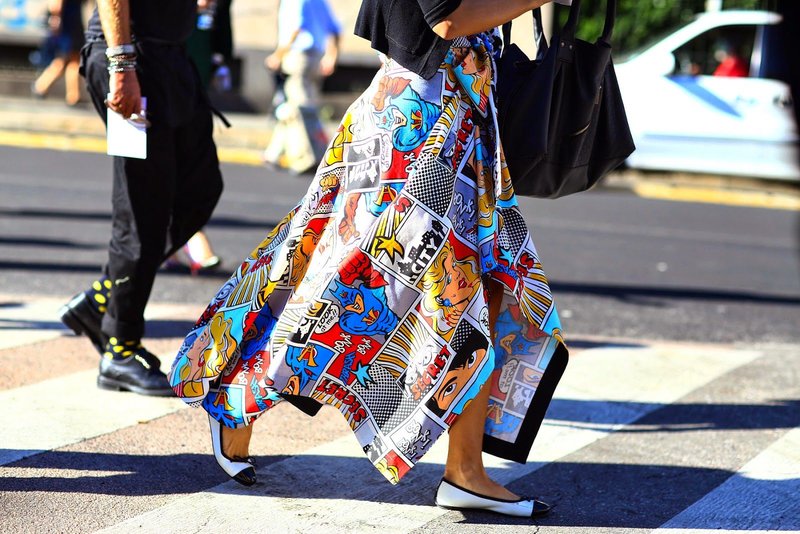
[169,32,568,484]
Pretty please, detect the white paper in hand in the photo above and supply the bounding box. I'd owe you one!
[107,96,147,159]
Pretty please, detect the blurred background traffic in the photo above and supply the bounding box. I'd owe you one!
[1,0,798,182]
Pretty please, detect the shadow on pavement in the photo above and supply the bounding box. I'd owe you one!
[2,451,797,530]
[547,398,800,432]
[0,207,279,230]
[0,317,195,339]
[0,237,103,250]
[551,281,800,306]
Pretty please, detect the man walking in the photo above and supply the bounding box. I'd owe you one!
[59,0,224,396]
[263,0,341,174]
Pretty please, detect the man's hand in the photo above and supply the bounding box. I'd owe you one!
[265,49,286,72]
[107,70,142,119]
[319,52,337,77]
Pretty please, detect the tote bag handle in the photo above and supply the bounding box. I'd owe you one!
[503,0,617,53]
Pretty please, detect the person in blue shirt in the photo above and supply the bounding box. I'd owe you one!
[262,0,341,174]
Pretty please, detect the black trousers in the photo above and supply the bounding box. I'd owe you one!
[82,40,223,340]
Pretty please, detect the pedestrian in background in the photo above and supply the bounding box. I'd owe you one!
[186,0,235,91]
[59,0,224,396]
[170,0,568,520]
[32,0,85,106]
[262,0,341,174]
[165,0,238,275]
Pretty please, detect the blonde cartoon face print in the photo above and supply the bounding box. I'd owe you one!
[419,240,481,338]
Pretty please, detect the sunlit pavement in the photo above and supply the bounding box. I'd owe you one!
[1,295,798,532]
[1,94,799,532]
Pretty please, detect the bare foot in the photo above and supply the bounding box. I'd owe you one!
[221,424,253,460]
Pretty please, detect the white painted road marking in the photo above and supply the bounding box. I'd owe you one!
[95,345,764,533]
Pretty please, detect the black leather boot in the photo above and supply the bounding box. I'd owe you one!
[97,346,174,397]
[59,291,108,355]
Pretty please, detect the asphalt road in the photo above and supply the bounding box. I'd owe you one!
[2,145,799,533]
[1,145,798,345]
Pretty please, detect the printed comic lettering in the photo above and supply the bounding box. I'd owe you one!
[397,421,433,457]
[249,254,271,273]
[347,161,379,185]
[315,378,366,420]
[315,377,333,393]
[317,305,339,332]
[333,332,353,353]
[403,152,417,174]
[397,220,446,277]
[340,351,355,383]
[237,361,249,385]
[452,192,475,218]
[409,349,449,400]
[353,407,368,423]
[356,338,372,355]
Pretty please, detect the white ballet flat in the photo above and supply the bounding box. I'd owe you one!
[208,413,257,486]
[435,478,551,518]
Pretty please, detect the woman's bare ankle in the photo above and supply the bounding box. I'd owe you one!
[222,424,253,460]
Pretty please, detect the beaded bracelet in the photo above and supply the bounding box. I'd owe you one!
[108,59,137,73]
[108,65,137,73]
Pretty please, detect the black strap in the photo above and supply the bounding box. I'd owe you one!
[600,0,617,44]
[532,8,548,60]
[502,0,618,57]
[502,8,548,57]
[210,104,231,128]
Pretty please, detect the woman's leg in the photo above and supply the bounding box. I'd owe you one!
[64,52,81,105]
[33,57,66,96]
[443,278,519,500]
[222,423,253,459]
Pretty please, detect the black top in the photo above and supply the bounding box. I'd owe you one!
[355,0,463,79]
[86,0,196,44]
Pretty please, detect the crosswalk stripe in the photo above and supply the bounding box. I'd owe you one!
[93,343,764,533]
[0,370,184,466]
[658,427,800,532]
[0,297,70,350]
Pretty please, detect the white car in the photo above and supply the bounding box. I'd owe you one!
[615,10,799,181]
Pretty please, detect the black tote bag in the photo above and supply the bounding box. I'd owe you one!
[496,0,635,198]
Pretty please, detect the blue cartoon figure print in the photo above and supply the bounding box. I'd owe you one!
[372,77,440,152]
[331,279,398,336]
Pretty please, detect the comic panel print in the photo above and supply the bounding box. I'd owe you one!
[484,304,555,443]
[425,321,490,426]
[371,75,442,155]
[388,412,446,465]
[397,333,448,403]
[366,198,448,287]
[375,449,413,485]
[416,231,482,342]
[446,171,480,247]
[311,376,370,431]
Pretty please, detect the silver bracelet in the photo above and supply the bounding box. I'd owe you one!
[105,44,136,58]
[108,59,137,67]
[108,60,137,73]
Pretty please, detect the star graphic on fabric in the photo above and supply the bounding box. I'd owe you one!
[375,234,405,262]
[353,362,374,387]
[498,247,515,265]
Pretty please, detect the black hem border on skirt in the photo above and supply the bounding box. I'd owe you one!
[483,341,569,463]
